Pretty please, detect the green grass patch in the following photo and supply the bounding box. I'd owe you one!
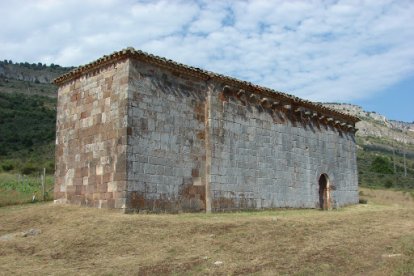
[0,172,54,207]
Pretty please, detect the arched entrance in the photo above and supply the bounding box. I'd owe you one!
[318,174,330,210]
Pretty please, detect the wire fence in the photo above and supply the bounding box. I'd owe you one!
[0,169,54,206]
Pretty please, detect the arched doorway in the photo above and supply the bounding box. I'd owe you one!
[318,174,330,210]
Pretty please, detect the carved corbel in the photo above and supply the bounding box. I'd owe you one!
[294,107,303,114]
[249,93,259,104]
[260,98,272,108]
[271,101,280,109]
[222,85,233,96]
[236,89,246,101]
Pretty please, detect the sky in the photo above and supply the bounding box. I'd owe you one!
[0,0,413,122]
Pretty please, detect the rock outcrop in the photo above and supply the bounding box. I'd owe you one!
[324,103,414,145]
[0,61,71,84]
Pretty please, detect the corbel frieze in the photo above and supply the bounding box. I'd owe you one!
[220,85,357,133]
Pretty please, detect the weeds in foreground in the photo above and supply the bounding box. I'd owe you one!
[0,172,54,206]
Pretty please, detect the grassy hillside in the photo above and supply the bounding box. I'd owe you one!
[357,136,414,189]
[0,77,58,97]
[0,91,56,174]
[0,188,413,275]
[0,62,71,175]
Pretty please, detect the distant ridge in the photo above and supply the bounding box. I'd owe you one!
[0,60,72,84]
[324,103,414,145]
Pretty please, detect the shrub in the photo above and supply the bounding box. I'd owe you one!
[384,179,393,189]
[370,156,394,174]
[21,163,39,175]
[45,161,55,174]
[1,161,14,172]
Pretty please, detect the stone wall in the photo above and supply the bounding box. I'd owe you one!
[54,60,129,209]
[208,88,358,210]
[54,51,359,212]
[122,60,358,211]
[125,60,209,212]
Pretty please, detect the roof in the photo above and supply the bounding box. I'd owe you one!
[54,47,359,124]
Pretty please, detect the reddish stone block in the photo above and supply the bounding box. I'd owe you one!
[113,191,127,199]
[95,114,102,124]
[83,136,94,145]
[81,111,89,119]
[86,185,95,194]
[119,75,129,85]
[115,181,127,191]
[102,173,112,183]
[73,177,83,186]
[75,168,82,178]
[115,159,126,172]
[54,191,65,199]
[75,185,85,195]
[85,95,94,104]
[97,183,108,193]
[81,167,89,177]
[70,93,78,102]
[107,198,115,208]
[103,90,111,98]
[192,168,199,177]
[66,185,76,194]
[113,172,126,181]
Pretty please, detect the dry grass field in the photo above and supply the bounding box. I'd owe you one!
[0,188,413,275]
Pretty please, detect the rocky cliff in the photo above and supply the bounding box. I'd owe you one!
[324,103,414,145]
[0,61,71,84]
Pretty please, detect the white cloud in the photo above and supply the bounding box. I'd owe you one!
[0,0,413,104]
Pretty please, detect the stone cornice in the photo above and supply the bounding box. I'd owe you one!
[53,47,360,124]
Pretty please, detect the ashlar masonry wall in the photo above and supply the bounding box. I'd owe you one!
[208,88,358,210]
[122,61,358,212]
[54,50,359,213]
[126,59,209,212]
[54,60,129,209]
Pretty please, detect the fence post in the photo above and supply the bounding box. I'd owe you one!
[403,149,407,178]
[41,168,46,201]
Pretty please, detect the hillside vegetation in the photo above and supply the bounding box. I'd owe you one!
[0,60,71,85]
[325,103,414,189]
[0,61,71,175]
